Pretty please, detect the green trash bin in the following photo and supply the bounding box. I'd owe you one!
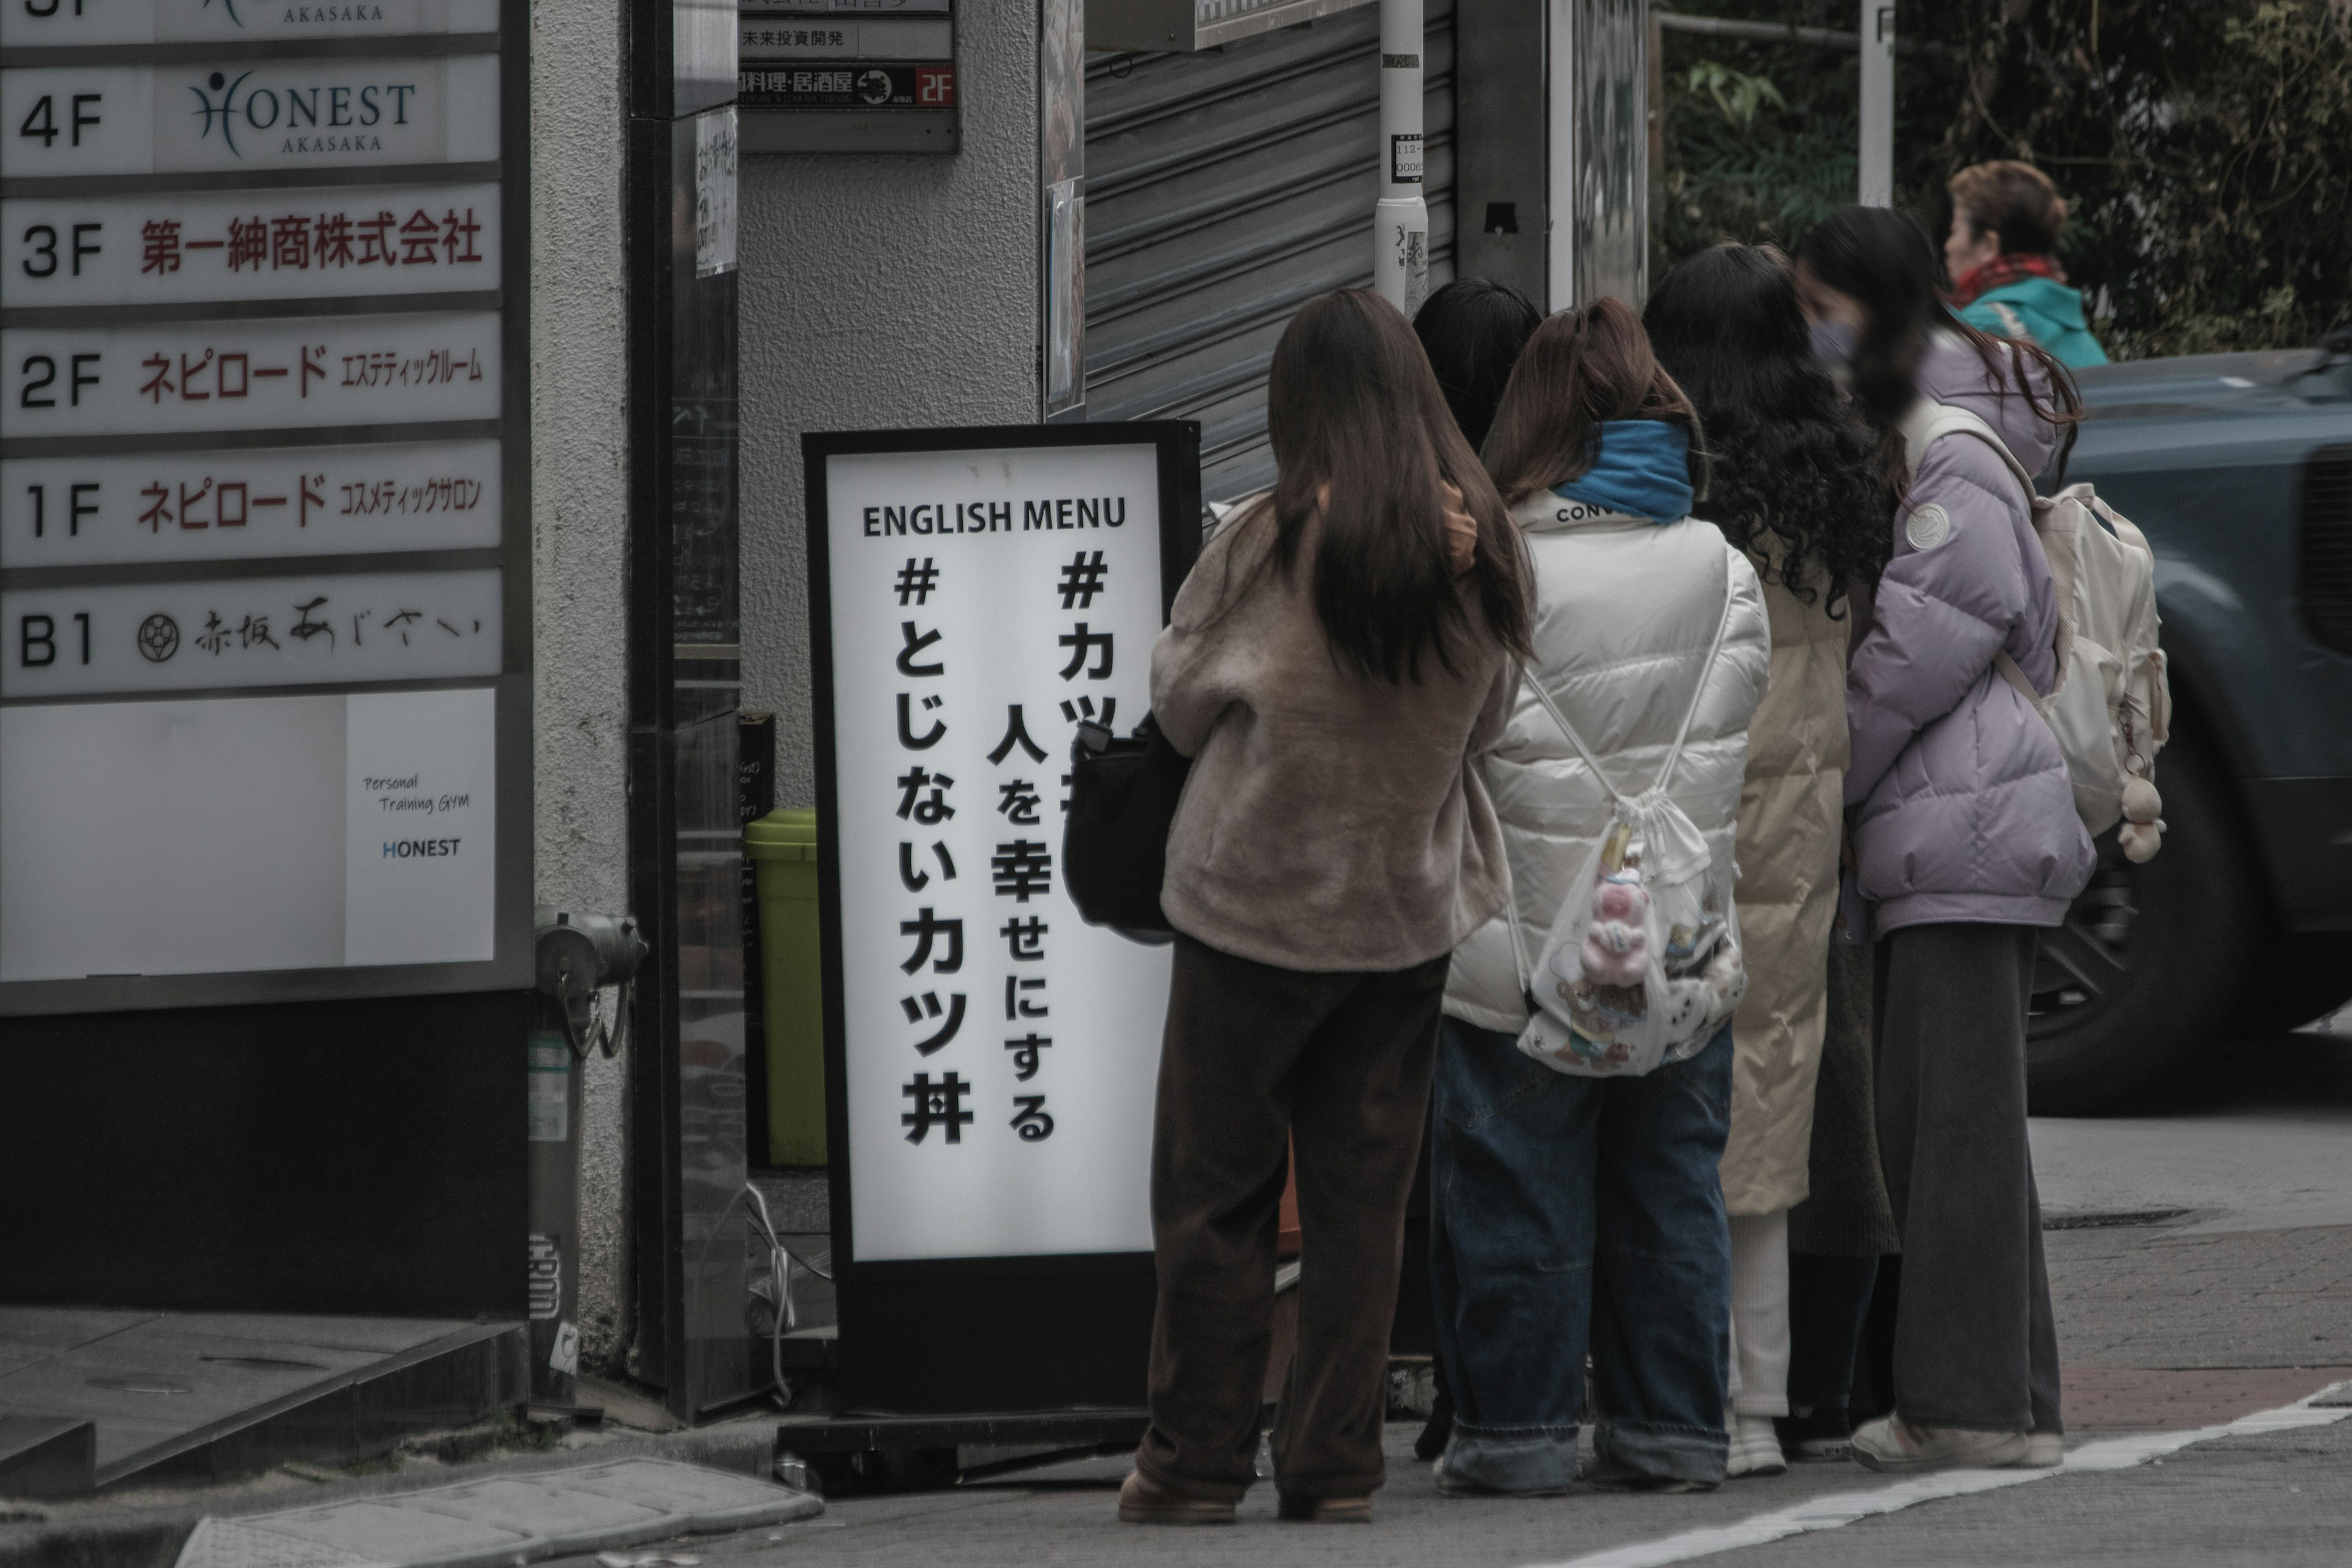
[745,807,826,1166]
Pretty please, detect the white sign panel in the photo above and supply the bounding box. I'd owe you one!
[0,312,500,439]
[0,0,500,47]
[0,685,495,982]
[693,109,736,279]
[0,57,500,179]
[2,567,502,697]
[1,185,500,309]
[342,686,496,967]
[2,441,502,569]
[824,441,1173,1262]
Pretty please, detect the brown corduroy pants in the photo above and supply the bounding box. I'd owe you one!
[1133,932,1447,1504]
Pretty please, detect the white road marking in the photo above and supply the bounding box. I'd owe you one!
[1523,1395,2352,1568]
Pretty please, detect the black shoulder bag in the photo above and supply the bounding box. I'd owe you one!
[1062,712,1190,940]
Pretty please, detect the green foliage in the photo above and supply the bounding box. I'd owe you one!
[1651,1,2352,359]
[1686,59,1788,127]
[1653,7,1868,267]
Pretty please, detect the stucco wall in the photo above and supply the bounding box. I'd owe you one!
[737,0,1042,804]
[529,0,632,1371]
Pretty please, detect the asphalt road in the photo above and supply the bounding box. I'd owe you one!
[564,1016,2352,1567]
[2031,1007,2352,1235]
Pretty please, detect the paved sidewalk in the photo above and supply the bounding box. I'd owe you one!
[2048,1223,2352,1370]
[566,1428,1923,1568]
[549,1398,2352,1568]
[1717,1415,2352,1568]
[2061,1364,2352,1430]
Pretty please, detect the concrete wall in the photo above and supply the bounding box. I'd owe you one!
[529,0,633,1372]
[737,0,1042,804]
[529,0,1039,1372]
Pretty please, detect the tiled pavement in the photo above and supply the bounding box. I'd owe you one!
[2048,1221,2352,1373]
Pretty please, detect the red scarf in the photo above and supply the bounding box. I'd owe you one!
[1948,252,2067,309]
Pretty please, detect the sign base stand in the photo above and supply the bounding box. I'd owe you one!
[774,1408,1150,1493]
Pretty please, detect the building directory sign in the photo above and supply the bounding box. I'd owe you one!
[0,0,526,1012]
[805,424,1200,1270]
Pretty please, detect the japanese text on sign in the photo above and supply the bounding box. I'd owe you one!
[0,312,501,439]
[3,567,502,698]
[2,186,500,309]
[823,442,1172,1263]
[1,441,503,569]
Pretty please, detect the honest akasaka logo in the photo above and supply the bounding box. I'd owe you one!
[203,0,249,25]
[190,71,255,155]
[187,69,420,157]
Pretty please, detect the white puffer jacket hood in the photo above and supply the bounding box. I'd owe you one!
[1444,495,1772,1035]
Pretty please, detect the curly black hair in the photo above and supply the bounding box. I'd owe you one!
[1643,244,1891,616]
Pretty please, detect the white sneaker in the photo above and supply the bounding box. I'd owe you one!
[1851,1414,2030,1474]
[2019,1431,2064,1468]
[1724,1416,1785,1477]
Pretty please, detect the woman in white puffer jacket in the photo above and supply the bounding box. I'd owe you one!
[1428,298,1770,1498]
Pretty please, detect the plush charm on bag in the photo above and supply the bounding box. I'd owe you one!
[2116,775,2163,863]
[1578,829,1651,986]
[1518,803,1747,1077]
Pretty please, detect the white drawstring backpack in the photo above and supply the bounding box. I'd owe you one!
[1510,578,1749,1078]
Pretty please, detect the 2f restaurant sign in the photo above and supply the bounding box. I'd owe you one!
[808,428,1196,1265]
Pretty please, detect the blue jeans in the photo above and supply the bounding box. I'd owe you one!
[1430,1017,1733,1490]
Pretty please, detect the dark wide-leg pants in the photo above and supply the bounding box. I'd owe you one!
[1133,932,1447,1504]
[1874,922,2063,1435]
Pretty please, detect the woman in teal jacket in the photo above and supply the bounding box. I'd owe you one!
[1943,160,2108,369]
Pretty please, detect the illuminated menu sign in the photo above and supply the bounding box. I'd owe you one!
[0,0,527,1012]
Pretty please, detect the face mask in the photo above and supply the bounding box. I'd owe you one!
[1809,319,1859,366]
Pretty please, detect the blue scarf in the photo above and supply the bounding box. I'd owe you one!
[1553,420,1694,524]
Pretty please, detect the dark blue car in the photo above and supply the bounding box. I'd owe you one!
[2028,341,2352,1110]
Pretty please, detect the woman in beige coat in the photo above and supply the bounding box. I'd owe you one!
[1121,288,1534,1526]
[1646,245,1891,1476]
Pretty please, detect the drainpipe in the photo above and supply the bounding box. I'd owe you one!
[1858,1,1894,205]
[1374,0,1430,317]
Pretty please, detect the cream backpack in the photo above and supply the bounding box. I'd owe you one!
[1898,399,2172,860]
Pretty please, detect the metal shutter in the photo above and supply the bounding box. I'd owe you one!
[1084,0,1457,502]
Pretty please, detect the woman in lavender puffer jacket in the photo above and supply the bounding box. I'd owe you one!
[1792,208,2095,1476]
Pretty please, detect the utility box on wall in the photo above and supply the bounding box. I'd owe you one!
[739,0,959,154]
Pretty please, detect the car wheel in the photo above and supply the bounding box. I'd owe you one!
[2026,719,2259,1114]
[2234,932,2352,1038]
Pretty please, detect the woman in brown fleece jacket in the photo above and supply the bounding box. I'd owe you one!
[1120,289,1533,1527]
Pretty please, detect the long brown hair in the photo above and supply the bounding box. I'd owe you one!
[1255,288,1532,684]
[1483,296,1706,509]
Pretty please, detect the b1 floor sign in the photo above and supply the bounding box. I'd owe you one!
[807,426,1199,1291]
